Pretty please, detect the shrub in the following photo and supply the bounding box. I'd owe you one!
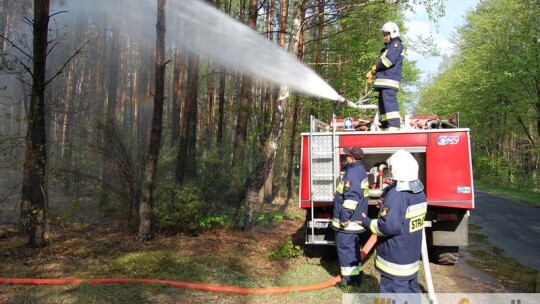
[267,237,302,260]
[153,182,205,232]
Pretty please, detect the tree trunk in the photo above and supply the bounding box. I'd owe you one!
[286,95,300,200]
[100,22,120,209]
[171,45,184,146]
[235,0,305,229]
[286,0,306,200]
[205,64,216,143]
[176,52,199,184]
[279,0,289,48]
[216,66,226,150]
[236,87,289,229]
[229,0,256,199]
[19,0,50,248]
[138,0,166,241]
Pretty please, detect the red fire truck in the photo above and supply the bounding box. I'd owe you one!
[299,114,474,265]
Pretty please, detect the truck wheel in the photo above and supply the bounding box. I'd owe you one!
[433,246,459,265]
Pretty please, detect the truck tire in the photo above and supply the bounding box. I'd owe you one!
[433,246,459,265]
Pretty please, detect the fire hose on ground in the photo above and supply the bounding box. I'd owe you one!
[0,232,436,298]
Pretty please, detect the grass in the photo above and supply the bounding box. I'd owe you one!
[6,179,535,303]
[2,224,428,304]
[474,180,540,207]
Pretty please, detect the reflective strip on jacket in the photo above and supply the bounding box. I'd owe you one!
[332,162,368,234]
[373,37,404,91]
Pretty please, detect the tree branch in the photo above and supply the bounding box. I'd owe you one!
[44,40,88,86]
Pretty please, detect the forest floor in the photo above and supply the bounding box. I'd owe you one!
[0,197,520,304]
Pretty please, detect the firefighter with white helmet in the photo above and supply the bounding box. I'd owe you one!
[358,150,427,294]
[365,22,404,131]
[331,146,369,287]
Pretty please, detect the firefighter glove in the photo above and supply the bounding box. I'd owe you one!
[366,77,373,85]
[371,65,377,75]
[365,70,373,80]
[365,71,373,85]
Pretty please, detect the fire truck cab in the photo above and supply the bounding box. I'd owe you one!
[299,115,474,265]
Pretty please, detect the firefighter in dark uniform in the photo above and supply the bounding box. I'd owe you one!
[358,150,427,294]
[365,22,404,131]
[331,146,369,287]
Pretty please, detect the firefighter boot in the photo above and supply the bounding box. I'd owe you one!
[351,271,364,286]
[338,272,363,287]
[338,276,352,287]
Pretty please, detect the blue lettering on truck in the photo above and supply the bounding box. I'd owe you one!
[438,136,460,145]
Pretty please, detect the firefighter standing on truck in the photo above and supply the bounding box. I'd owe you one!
[358,150,427,294]
[331,146,368,287]
[365,22,404,131]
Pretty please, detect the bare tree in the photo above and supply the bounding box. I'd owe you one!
[138,0,167,241]
[19,0,50,247]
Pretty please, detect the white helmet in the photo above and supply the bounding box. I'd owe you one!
[387,150,424,193]
[381,22,400,38]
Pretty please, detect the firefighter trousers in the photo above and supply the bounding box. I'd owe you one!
[377,89,400,129]
[380,274,421,293]
[336,231,362,281]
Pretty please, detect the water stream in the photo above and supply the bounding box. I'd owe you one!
[164,0,341,101]
[54,0,342,100]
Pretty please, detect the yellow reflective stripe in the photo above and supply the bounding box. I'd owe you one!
[369,219,385,236]
[376,255,420,277]
[385,111,401,120]
[406,202,427,219]
[332,218,366,232]
[409,215,424,232]
[344,222,365,231]
[341,266,361,276]
[380,51,392,68]
[336,182,344,194]
[373,78,400,89]
[380,114,387,121]
[343,199,358,210]
[361,178,369,189]
[362,178,370,196]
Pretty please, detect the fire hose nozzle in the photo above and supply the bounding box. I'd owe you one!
[337,95,347,103]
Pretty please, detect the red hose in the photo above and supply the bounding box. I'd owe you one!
[0,234,377,295]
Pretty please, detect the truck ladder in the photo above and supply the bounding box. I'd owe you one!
[307,115,338,245]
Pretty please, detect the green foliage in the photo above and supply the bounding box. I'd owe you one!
[473,153,518,185]
[417,0,539,187]
[153,182,205,231]
[153,181,234,232]
[198,213,233,229]
[267,237,303,261]
[255,210,290,226]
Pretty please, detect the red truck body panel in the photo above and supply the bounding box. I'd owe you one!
[299,129,474,210]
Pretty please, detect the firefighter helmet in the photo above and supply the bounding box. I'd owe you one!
[387,149,424,193]
[381,22,400,38]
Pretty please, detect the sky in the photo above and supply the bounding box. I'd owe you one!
[404,0,480,84]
